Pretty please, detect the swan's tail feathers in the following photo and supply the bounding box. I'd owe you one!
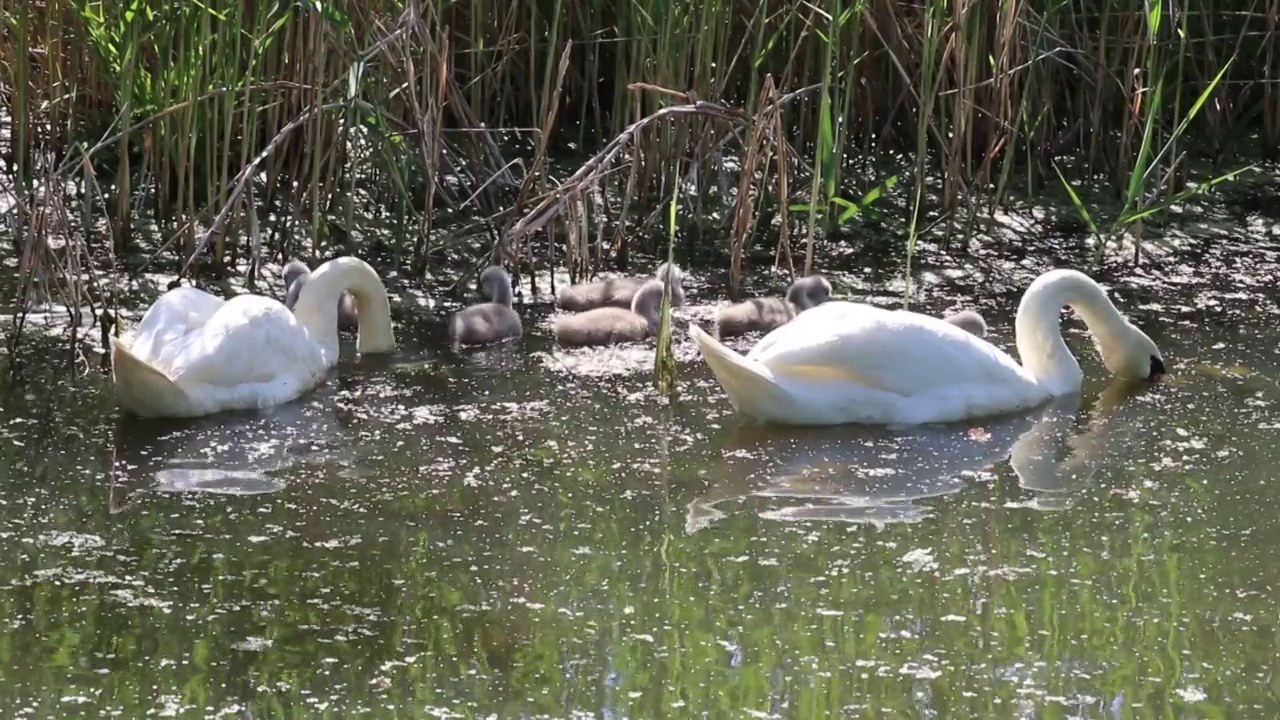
[109,337,193,418]
[688,324,790,420]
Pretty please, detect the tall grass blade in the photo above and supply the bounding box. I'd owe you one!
[653,161,679,398]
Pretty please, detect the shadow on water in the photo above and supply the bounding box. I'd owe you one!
[4,233,1280,716]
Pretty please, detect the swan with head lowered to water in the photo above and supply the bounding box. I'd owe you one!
[110,256,396,419]
[283,259,359,332]
[688,269,1164,426]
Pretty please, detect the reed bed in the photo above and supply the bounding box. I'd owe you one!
[0,0,1273,335]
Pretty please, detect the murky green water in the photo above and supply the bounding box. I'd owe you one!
[2,251,1280,718]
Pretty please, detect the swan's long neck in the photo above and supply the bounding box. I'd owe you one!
[292,257,395,362]
[1015,269,1131,395]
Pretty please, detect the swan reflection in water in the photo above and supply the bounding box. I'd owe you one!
[687,380,1152,533]
[107,385,362,510]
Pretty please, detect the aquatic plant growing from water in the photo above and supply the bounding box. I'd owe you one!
[652,165,679,398]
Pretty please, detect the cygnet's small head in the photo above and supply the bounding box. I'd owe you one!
[282,260,311,309]
[1099,324,1166,383]
[655,262,686,305]
[945,309,988,338]
[479,266,513,305]
[283,260,310,288]
[788,274,832,310]
[655,262,684,286]
[631,279,668,326]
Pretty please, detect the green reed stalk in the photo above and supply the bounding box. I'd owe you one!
[3,0,1273,308]
[941,0,978,220]
[308,16,324,255]
[1053,47,1252,262]
[800,0,843,276]
[903,0,946,309]
[220,1,248,244]
[832,2,862,202]
[1114,25,1248,237]
[537,0,564,131]
[235,0,271,261]
[1167,0,1191,194]
[649,0,690,190]
[1116,0,1166,249]
[652,160,679,398]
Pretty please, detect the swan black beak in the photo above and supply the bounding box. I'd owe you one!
[1148,355,1166,383]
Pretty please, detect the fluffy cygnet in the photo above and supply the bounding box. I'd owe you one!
[943,309,987,337]
[555,262,686,312]
[449,266,523,347]
[283,260,359,332]
[715,274,832,338]
[553,278,669,347]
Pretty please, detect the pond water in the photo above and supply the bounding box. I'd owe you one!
[2,245,1280,718]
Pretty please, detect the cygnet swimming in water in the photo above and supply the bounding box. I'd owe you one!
[283,259,359,332]
[715,275,833,338]
[448,265,522,345]
[555,262,686,312]
[448,266,523,347]
[553,278,669,347]
[941,309,987,337]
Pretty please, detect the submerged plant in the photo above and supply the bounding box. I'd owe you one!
[652,163,680,399]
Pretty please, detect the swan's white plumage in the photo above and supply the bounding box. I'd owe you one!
[750,304,1035,391]
[692,305,1046,426]
[111,257,393,419]
[125,286,226,362]
[691,269,1162,426]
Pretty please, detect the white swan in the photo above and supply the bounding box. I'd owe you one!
[283,259,359,331]
[110,256,396,419]
[688,269,1165,426]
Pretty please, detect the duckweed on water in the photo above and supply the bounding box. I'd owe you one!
[2,234,1280,716]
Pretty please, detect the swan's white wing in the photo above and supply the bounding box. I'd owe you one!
[747,301,1037,398]
[743,300,857,360]
[128,287,227,363]
[161,295,325,390]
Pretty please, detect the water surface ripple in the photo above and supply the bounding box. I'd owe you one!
[1,261,1277,718]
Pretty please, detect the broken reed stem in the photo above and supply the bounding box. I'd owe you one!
[176,101,346,282]
[504,100,746,246]
[505,82,822,264]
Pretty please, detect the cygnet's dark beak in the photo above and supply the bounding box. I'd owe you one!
[1148,355,1166,383]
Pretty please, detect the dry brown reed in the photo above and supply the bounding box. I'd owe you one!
[0,0,1273,347]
